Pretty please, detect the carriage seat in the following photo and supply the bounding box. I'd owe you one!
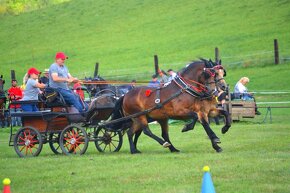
[39,87,68,108]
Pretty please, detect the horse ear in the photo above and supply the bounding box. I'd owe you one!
[219,59,222,65]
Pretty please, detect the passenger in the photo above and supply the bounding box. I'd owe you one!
[148,74,160,88]
[21,68,46,112]
[167,69,177,81]
[8,79,23,126]
[49,52,88,113]
[234,77,261,115]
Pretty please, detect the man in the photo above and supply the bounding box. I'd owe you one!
[49,52,88,113]
[148,74,160,88]
[8,79,23,126]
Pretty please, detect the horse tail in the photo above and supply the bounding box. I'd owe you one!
[109,96,132,131]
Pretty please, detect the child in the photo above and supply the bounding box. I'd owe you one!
[21,67,46,112]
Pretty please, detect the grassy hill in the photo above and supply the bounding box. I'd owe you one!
[0,0,290,86]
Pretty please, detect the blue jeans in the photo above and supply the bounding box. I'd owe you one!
[57,88,88,113]
[10,108,22,126]
[22,104,39,112]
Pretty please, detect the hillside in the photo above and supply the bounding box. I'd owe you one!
[0,0,290,85]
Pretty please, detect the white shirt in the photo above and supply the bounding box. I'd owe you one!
[168,72,177,81]
[234,82,247,94]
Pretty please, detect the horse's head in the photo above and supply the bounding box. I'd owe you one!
[210,60,227,92]
[180,61,217,95]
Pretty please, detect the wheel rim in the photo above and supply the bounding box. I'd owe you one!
[94,127,122,152]
[60,125,88,155]
[14,126,43,157]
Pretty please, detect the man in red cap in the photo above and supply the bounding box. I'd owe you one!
[48,52,88,113]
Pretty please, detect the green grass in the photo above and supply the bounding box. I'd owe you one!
[0,107,290,193]
[0,0,290,84]
[1,0,290,192]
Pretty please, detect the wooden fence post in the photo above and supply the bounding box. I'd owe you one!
[154,55,159,75]
[274,39,279,64]
[94,62,99,77]
[215,47,219,63]
[11,70,16,81]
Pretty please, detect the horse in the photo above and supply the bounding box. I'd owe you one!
[182,59,231,136]
[110,59,223,153]
[0,75,7,128]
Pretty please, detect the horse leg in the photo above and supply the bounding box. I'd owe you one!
[158,119,180,152]
[133,129,142,151]
[181,112,198,132]
[218,109,231,134]
[127,126,141,154]
[199,115,222,153]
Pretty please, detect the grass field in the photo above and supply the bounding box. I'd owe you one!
[0,106,289,193]
[0,0,290,192]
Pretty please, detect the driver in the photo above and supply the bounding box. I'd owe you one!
[49,52,88,113]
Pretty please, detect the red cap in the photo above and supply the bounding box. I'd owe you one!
[27,67,40,75]
[55,52,68,60]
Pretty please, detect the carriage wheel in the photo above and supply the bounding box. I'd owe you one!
[13,126,43,157]
[48,132,62,154]
[94,127,123,152]
[59,124,89,155]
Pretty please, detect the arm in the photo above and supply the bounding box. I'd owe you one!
[51,72,78,83]
[35,82,46,89]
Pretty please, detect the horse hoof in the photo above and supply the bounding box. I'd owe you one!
[163,142,171,148]
[181,126,193,133]
[216,148,223,153]
[221,126,230,134]
[131,150,141,154]
[170,149,180,153]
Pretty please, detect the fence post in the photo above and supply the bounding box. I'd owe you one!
[154,55,159,75]
[94,62,99,77]
[274,39,279,64]
[11,70,16,81]
[215,47,219,63]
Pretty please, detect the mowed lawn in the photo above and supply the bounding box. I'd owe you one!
[0,106,289,193]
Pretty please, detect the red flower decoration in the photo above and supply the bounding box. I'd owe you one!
[145,89,152,97]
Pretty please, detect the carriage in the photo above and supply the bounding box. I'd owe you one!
[8,88,125,157]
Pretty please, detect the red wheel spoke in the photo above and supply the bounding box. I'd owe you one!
[19,136,26,141]
[29,146,33,154]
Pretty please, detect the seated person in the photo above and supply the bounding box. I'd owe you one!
[21,68,46,112]
[148,74,160,88]
[234,77,261,115]
[158,69,169,84]
[234,77,253,100]
[49,52,88,113]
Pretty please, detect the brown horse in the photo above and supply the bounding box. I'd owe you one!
[110,59,223,153]
[0,75,7,128]
[182,59,231,136]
